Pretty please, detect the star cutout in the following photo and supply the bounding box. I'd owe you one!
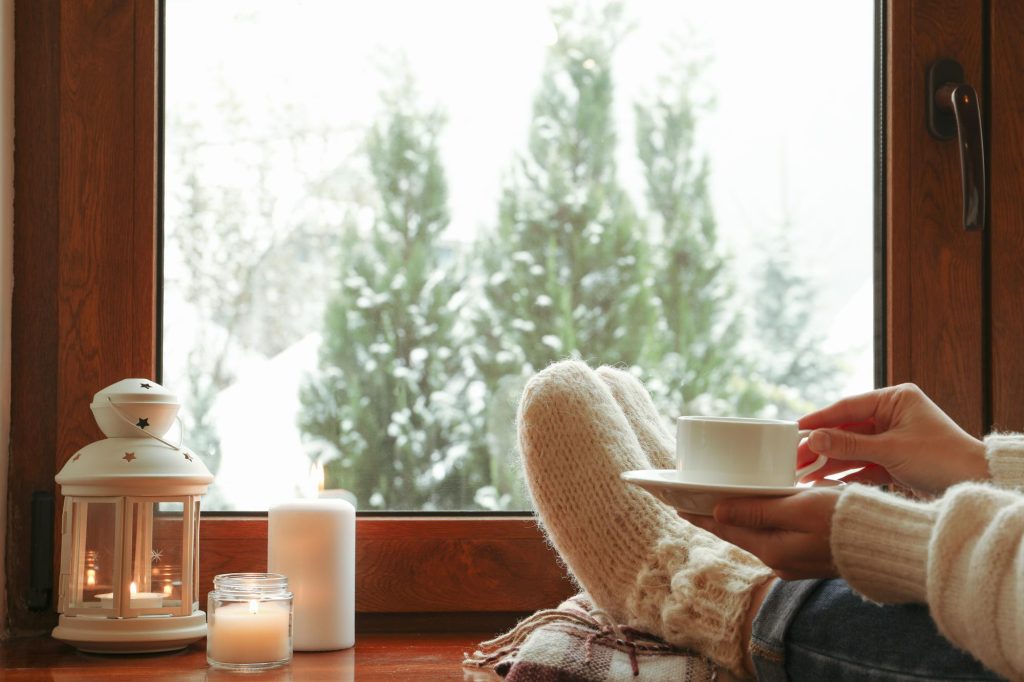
[140,382,152,389]
[123,452,136,462]
[136,417,150,429]
[183,451,194,462]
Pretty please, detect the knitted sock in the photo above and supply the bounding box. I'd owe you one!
[519,360,773,675]
[596,366,675,470]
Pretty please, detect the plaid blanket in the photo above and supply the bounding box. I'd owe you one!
[464,594,729,681]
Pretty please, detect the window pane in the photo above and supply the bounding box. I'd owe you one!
[69,500,118,611]
[129,500,185,612]
[163,0,874,511]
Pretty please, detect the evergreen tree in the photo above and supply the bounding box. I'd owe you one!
[471,1,652,385]
[634,53,753,416]
[299,72,486,510]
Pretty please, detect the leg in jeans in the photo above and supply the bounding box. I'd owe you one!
[751,578,1005,681]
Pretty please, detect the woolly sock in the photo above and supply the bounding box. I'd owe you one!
[519,360,773,675]
[596,366,676,470]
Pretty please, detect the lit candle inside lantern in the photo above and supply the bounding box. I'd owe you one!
[207,598,291,664]
[163,582,173,596]
[86,569,96,587]
[97,581,165,609]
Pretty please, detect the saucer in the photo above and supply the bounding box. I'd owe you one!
[621,469,825,516]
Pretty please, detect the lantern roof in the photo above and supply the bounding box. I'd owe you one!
[56,437,214,496]
[92,378,178,406]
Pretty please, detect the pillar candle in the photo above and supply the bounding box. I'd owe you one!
[268,499,355,651]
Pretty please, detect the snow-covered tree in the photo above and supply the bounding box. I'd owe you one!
[299,72,487,510]
[471,1,653,385]
[633,51,751,416]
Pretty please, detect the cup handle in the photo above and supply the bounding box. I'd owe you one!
[795,429,828,479]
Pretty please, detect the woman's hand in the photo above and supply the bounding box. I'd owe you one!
[798,383,988,495]
[681,488,843,581]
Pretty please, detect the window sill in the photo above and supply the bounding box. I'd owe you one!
[0,632,501,680]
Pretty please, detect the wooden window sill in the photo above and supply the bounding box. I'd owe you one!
[0,632,501,681]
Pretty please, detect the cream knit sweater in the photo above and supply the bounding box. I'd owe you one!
[831,433,1024,681]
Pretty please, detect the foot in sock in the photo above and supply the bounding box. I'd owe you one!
[596,365,676,470]
[518,360,773,675]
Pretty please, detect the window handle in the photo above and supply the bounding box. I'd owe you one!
[927,59,985,231]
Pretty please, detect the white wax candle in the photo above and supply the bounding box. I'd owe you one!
[268,499,355,651]
[207,600,291,664]
[97,582,164,609]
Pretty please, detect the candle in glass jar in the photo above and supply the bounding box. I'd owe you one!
[207,599,290,664]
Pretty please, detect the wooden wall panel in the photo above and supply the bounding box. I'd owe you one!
[56,0,157,466]
[887,0,985,436]
[989,0,1024,432]
[9,0,61,636]
[8,0,157,635]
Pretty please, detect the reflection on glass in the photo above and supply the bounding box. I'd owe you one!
[71,501,117,609]
[141,501,185,609]
[163,0,873,512]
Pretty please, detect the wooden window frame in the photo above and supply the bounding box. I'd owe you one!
[886,0,985,435]
[9,0,1013,636]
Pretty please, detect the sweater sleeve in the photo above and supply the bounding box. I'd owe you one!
[831,482,1024,681]
[985,432,1024,488]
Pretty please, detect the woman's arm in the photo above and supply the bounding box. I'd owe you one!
[985,432,1024,489]
[686,478,1024,680]
[831,480,1024,681]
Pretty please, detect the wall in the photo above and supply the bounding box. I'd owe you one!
[0,0,14,639]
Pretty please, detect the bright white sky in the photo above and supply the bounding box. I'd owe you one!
[168,3,872,231]
[166,0,874,369]
[163,1,875,508]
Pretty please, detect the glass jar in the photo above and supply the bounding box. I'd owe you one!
[207,573,293,671]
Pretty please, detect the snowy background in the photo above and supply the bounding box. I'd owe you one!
[162,0,874,511]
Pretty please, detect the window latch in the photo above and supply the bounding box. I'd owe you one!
[927,58,985,232]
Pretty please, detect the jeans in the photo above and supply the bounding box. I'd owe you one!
[750,578,1005,681]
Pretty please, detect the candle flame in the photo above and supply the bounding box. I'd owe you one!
[130,581,137,595]
[163,582,173,596]
[248,599,260,615]
[86,569,96,586]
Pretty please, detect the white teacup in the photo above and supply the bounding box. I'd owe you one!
[676,416,827,487]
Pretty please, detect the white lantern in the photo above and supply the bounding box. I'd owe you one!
[51,379,213,653]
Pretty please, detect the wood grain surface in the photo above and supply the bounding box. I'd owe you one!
[10,0,62,636]
[200,518,575,616]
[0,632,501,681]
[10,0,159,636]
[989,0,1024,432]
[887,0,985,436]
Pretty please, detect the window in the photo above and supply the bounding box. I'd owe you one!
[12,0,1021,637]
[163,0,874,512]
